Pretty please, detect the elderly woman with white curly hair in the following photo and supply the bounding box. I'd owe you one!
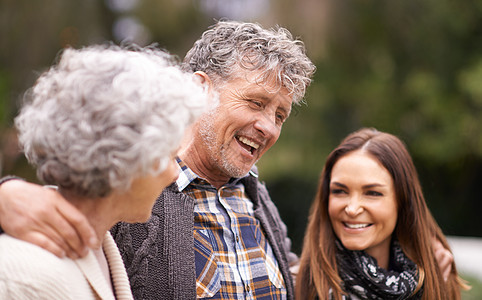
[0,44,208,299]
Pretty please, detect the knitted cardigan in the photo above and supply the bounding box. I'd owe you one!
[111,173,297,300]
[0,232,133,300]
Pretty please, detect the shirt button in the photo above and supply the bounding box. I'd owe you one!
[246,285,250,292]
[236,235,239,242]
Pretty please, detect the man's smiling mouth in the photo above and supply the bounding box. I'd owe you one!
[237,136,260,154]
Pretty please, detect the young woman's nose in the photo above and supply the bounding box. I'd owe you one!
[344,196,364,216]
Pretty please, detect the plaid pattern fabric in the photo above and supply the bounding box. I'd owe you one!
[176,159,287,299]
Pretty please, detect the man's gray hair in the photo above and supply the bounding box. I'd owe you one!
[182,20,316,104]
[15,44,208,198]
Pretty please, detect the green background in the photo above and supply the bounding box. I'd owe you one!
[1,0,481,297]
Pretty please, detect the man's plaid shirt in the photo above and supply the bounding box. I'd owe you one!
[176,159,287,299]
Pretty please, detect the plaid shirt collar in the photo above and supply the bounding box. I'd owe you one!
[175,157,258,192]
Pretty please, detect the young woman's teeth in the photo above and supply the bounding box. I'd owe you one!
[238,137,259,149]
[344,223,369,229]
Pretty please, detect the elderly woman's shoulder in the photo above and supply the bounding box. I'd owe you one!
[0,234,93,298]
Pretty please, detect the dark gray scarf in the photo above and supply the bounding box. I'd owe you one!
[335,239,422,299]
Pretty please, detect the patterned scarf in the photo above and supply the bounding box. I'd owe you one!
[335,239,422,299]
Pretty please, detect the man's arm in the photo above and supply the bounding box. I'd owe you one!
[432,237,454,281]
[0,178,98,258]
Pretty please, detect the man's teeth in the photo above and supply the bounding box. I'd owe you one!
[344,223,369,229]
[238,137,260,149]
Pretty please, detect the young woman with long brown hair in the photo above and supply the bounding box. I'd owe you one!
[296,128,468,299]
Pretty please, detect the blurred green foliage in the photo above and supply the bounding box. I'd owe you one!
[1,0,481,256]
[259,0,482,251]
[461,274,482,300]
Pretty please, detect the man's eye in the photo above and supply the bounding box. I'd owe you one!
[276,113,286,123]
[249,100,262,108]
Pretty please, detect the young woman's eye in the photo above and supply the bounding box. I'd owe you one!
[330,189,346,195]
[366,190,383,197]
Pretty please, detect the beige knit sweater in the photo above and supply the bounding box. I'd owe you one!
[0,232,133,300]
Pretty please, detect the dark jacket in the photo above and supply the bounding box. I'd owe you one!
[111,173,297,299]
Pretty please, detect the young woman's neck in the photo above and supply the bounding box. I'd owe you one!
[366,247,390,270]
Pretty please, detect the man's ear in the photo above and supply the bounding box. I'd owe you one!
[193,71,214,93]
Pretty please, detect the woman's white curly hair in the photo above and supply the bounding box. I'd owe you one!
[16,44,209,198]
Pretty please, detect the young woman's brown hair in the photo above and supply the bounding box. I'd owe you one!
[296,128,468,300]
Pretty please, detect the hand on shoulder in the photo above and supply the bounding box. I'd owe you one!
[0,179,98,258]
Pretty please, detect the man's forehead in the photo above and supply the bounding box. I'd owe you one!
[243,84,293,106]
[228,65,287,90]
[222,67,293,106]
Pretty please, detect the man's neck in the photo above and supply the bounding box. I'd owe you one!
[178,155,231,189]
[178,146,231,189]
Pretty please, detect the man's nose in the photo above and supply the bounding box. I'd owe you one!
[253,111,279,138]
